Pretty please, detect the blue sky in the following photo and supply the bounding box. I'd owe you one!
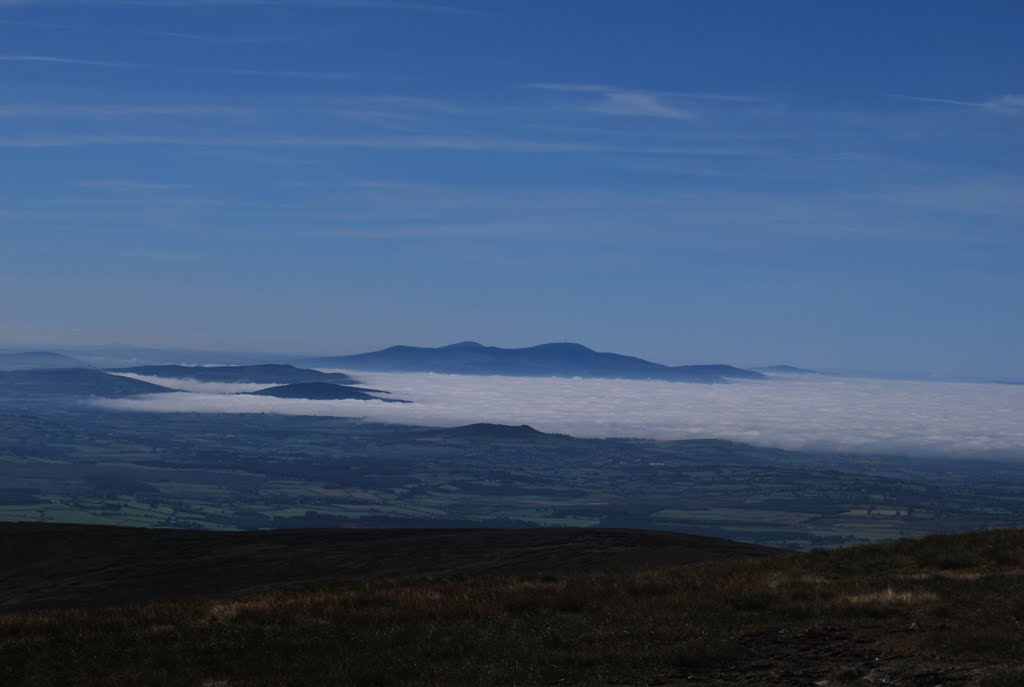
[0,0,1021,378]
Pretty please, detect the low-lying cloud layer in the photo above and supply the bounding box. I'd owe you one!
[94,372,1024,457]
[110,372,276,395]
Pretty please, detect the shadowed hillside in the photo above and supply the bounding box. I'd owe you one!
[0,368,175,397]
[0,524,777,611]
[1,528,1022,686]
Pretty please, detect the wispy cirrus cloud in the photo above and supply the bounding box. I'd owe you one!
[0,135,204,148]
[0,133,612,152]
[0,53,361,80]
[0,132,776,158]
[0,104,265,119]
[0,19,296,44]
[892,93,1024,115]
[0,0,470,11]
[330,95,466,117]
[527,84,763,119]
[856,177,1024,222]
[0,54,142,68]
[73,179,191,192]
[529,83,697,120]
[217,67,359,80]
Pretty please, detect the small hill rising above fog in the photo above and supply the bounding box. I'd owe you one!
[429,423,550,440]
[308,342,764,383]
[248,382,403,402]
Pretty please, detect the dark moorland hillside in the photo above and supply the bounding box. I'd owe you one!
[307,341,765,383]
[1,528,1022,686]
[0,524,776,611]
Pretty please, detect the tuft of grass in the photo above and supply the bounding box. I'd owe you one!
[981,666,1024,687]
[843,587,939,607]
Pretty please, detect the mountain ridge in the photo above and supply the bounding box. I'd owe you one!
[110,364,358,386]
[754,364,820,375]
[308,342,764,383]
[0,368,176,397]
[0,351,85,371]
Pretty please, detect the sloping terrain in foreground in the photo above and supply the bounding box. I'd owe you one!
[1,528,1023,686]
[0,524,775,611]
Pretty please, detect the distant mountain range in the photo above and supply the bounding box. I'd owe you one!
[0,368,175,397]
[0,363,409,403]
[0,344,776,401]
[0,351,84,371]
[753,365,820,375]
[110,364,358,386]
[307,342,765,383]
[43,344,282,369]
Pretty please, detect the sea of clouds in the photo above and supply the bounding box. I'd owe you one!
[92,371,1024,457]
[109,373,276,395]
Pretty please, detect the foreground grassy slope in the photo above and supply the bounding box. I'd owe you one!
[0,525,776,611]
[2,529,1023,686]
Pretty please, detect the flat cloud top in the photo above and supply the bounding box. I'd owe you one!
[94,371,1024,457]
[109,372,277,394]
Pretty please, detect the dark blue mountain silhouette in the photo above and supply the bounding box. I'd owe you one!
[0,351,84,371]
[0,368,175,397]
[429,423,549,439]
[248,382,406,402]
[754,365,820,375]
[308,342,763,383]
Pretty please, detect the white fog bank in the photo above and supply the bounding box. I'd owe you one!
[93,372,1024,457]
[109,373,278,394]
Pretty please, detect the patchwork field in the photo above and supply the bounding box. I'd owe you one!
[2,401,1024,548]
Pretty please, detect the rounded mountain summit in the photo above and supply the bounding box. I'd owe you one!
[306,342,764,383]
